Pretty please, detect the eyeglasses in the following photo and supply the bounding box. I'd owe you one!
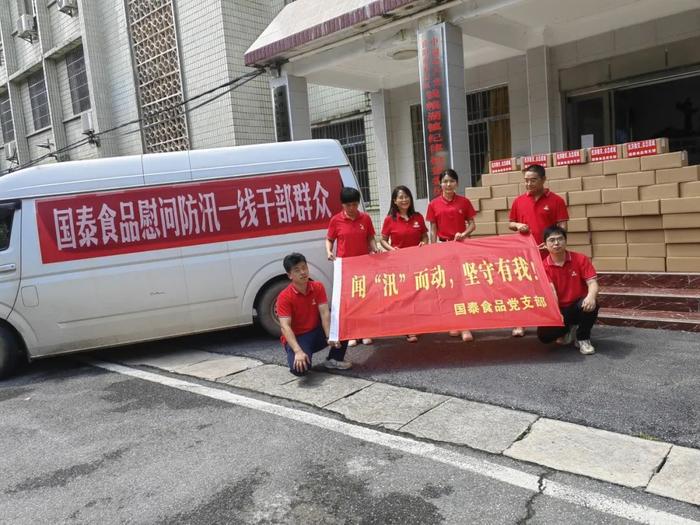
[546,236,566,244]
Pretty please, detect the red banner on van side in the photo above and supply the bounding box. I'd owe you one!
[36,169,344,263]
[330,235,562,340]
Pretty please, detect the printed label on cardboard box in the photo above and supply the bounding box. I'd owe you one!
[625,139,659,157]
[490,158,516,173]
[521,154,548,168]
[554,149,585,166]
[589,145,620,162]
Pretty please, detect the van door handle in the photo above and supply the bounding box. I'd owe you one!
[0,263,17,273]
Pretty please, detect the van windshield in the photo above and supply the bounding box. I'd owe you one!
[0,208,12,251]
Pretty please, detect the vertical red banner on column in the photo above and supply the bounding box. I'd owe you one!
[418,24,451,198]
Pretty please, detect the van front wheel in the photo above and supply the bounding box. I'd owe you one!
[256,280,288,338]
[0,326,22,379]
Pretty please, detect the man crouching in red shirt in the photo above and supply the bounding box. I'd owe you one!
[277,253,350,375]
[537,226,599,355]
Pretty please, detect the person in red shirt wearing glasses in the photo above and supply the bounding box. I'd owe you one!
[426,169,477,342]
[537,226,599,355]
[277,252,350,375]
[380,185,428,343]
[509,163,569,337]
[326,187,378,347]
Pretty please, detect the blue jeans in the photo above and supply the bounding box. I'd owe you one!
[284,324,348,376]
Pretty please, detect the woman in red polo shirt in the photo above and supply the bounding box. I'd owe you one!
[426,169,477,342]
[326,187,378,347]
[380,185,428,343]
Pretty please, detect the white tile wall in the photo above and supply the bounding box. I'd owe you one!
[27,128,56,163]
[65,117,96,161]
[48,3,81,50]
[308,85,368,123]
[14,37,42,73]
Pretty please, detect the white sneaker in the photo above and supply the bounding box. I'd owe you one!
[347,339,358,347]
[361,338,373,345]
[324,359,352,370]
[575,339,595,355]
[556,325,577,345]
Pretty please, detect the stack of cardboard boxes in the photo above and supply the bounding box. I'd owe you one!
[468,139,700,272]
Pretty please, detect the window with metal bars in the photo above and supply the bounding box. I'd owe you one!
[0,93,14,143]
[312,118,371,203]
[66,47,91,115]
[467,86,511,185]
[28,70,50,131]
[409,104,428,199]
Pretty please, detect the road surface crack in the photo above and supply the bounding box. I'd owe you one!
[516,470,548,525]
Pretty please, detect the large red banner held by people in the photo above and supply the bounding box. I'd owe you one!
[330,234,563,340]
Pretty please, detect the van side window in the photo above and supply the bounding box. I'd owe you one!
[0,208,12,251]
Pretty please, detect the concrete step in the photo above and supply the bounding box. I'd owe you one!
[597,307,700,333]
[599,286,700,313]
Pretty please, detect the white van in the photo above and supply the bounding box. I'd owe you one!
[0,139,359,377]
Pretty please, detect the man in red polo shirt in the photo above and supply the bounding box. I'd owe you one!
[277,252,350,375]
[509,163,569,337]
[537,226,599,355]
[326,186,377,346]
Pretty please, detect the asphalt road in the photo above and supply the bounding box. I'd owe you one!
[2,358,698,524]
[163,324,700,449]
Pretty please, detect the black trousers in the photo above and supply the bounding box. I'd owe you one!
[537,298,599,343]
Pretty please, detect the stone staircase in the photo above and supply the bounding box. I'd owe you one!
[597,273,700,332]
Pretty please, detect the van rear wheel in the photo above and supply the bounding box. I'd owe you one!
[0,326,22,379]
[256,280,288,338]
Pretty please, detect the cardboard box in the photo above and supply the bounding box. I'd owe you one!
[496,222,511,234]
[627,257,666,272]
[665,229,700,244]
[465,186,492,200]
[518,183,526,194]
[507,170,526,184]
[507,196,518,209]
[491,184,520,198]
[617,170,655,187]
[480,197,509,210]
[569,245,592,257]
[567,218,589,232]
[621,199,660,216]
[481,173,510,186]
[589,217,624,231]
[592,257,626,271]
[662,213,700,229]
[586,203,621,217]
[547,178,582,193]
[475,209,496,222]
[623,138,669,158]
[554,149,588,166]
[680,181,700,197]
[496,210,510,223]
[660,197,700,215]
[603,157,641,175]
[627,230,665,243]
[592,231,626,244]
[639,182,678,200]
[566,232,591,245]
[602,187,638,203]
[627,243,666,257]
[475,222,498,235]
[490,157,520,174]
[521,153,551,168]
[567,205,586,219]
[666,244,700,257]
[545,166,570,180]
[569,162,604,178]
[471,198,481,212]
[655,165,700,185]
[588,145,622,162]
[640,150,687,171]
[582,175,618,191]
[593,244,627,257]
[568,189,602,205]
[666,257,700,272]
[624,216,663,230]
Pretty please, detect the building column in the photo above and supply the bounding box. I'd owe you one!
[417,19,470,195]
[43,59,68,160]
[370,90,393,218]
[269,71,311,141]
[526,45,561,154]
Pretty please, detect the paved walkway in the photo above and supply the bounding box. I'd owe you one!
[97,348,700,508]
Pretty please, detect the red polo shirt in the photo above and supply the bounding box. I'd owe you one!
[276,280,328,344]
[381,213,427,248]
[327,211,375,257]
[426,194,476,240]
[509,190,569,245]
[544,251,597,307]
